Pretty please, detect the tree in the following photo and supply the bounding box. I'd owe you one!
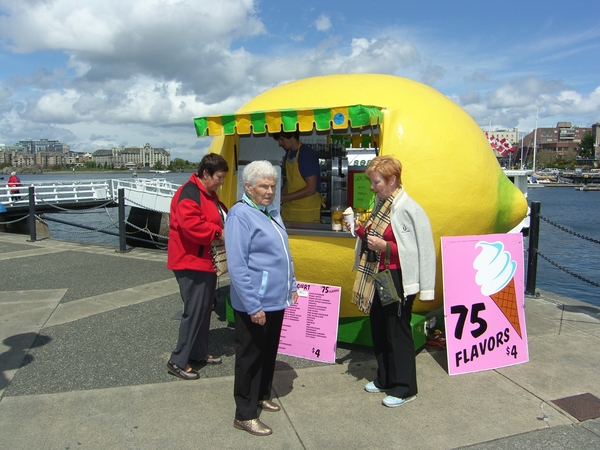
[152,160,164,170]
[579,132,594,157]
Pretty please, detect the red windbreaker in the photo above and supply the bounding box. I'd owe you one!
[167,173,226,272]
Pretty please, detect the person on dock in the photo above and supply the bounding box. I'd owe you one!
[8,171,22,201]
[166,153,228,380]
[225,161,298,436]
[348,155,436,408]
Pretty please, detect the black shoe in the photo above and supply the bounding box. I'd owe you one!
[190,355,222,366]
[167,361,199,380]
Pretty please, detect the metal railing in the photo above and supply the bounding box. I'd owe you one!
[1,178,179,213]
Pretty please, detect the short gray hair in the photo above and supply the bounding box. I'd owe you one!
[242,160,278,186]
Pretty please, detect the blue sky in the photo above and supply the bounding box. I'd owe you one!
[1,0,599,160]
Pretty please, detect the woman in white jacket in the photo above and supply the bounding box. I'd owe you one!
[349,155,436,408]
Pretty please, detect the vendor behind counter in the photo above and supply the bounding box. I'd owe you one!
[273,131,322,223]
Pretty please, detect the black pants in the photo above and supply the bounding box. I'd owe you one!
[170,270,217,368]
[233,309,284,421]
[370,292,417,399]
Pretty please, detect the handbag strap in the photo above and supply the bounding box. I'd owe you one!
[383,242,391,268]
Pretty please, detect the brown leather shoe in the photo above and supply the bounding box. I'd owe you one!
[258,399,281,412]
[233,418,273,436]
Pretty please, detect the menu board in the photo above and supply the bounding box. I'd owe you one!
[278,282,341,363]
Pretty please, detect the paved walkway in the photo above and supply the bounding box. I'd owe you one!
[0,232,599,449]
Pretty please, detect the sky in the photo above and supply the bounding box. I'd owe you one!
[0,0,599,161]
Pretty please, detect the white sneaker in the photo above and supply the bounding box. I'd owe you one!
[382,395,417,407]
[364,381,385,393]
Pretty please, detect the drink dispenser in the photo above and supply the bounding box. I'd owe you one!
[317,143,348,223]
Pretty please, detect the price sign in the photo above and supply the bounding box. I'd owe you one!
[278,282,341,363]
[441,233,529,375]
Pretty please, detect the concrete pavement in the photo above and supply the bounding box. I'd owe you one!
[1,232,599,449]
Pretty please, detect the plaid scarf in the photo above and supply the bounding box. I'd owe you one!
[351,187,400,313]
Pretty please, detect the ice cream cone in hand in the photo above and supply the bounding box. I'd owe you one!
[343,207,355,236]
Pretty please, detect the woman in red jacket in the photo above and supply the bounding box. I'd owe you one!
[166,153,228,380]
[8,171,22,201]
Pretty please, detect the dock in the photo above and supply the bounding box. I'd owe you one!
[1,233,599,449]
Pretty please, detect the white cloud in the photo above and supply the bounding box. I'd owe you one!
[0,0,599,158]
[315,14,332,32]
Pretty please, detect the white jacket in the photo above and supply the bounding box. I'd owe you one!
[354,187,436,300]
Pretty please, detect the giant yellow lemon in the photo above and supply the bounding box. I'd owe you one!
[209,74,527,313]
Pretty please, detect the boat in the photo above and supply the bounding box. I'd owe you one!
[575,185,600,191]
[527,175,546,187]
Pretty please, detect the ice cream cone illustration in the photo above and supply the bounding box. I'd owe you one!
[489,277,521,338]
[474,241,522,338]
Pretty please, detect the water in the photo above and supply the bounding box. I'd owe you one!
[11,172,600,307]
[526,186,600,306]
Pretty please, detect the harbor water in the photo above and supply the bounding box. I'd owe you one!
[526,186,599,307]
[7,172,600,307]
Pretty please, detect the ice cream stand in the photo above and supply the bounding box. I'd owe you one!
[192,74,528,349]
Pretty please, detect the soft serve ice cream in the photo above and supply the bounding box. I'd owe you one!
[473,241,521,337]
[343,207,355,236]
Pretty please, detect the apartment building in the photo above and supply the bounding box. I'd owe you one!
[522,122,592,156]
[91,143,171,168]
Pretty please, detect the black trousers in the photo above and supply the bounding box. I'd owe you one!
[370,292,417,399]
[233,308,285,421]
[170,270,217,368]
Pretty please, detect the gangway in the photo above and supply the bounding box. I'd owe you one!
[1,178,179,214]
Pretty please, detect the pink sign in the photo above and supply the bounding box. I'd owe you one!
[278,282,341,363]
[441,234,529,375]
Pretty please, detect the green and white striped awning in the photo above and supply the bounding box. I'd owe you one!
[194,104,384,137]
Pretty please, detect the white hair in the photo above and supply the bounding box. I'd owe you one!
[242,160,278,186]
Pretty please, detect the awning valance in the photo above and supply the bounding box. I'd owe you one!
[194,104,384,137]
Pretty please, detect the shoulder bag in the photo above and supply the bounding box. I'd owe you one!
[210,238,228,276]
[372,242,404,306]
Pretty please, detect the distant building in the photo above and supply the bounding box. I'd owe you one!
[16,138,67,154]
[10,151,36,167]
[91,143,171,168]
[64,152,91,167]
[487,128,519,144]
[35,152,66,167]
[521,122,592,159]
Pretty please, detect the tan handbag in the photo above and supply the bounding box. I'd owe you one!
[210,239,228,276]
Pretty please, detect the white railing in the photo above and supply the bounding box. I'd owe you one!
[111,178,180,213]
[1,178,180,213]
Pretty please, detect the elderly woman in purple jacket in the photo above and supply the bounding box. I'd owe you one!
[225,160,298,437]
